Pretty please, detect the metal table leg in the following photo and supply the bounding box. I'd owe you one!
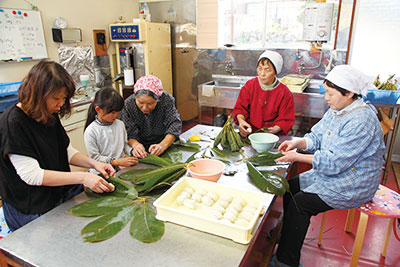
[382,107,400,184]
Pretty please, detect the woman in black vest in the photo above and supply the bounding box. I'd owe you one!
[0,60,115,231]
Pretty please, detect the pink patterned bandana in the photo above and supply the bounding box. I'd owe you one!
[134,75,163,97]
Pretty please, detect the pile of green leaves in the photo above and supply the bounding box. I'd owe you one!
[67,177,164,243]
[68,147,202,244]
[213,116,243,152]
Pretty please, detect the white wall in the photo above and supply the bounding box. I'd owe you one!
[349,0,400,162]
[0,0,139,83]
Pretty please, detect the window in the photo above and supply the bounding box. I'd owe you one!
[216,0,339,49]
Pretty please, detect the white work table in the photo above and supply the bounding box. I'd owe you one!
[0,125,293,267]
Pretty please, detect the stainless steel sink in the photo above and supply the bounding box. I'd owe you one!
[198,75,254,110]
[198,76,329,122]
[212,74,254,88]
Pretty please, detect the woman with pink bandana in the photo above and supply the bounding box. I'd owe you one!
[120,75,182,158]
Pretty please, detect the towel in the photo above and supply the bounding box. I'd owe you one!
[202,85,215,97]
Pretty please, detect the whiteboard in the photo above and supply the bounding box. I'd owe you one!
[0,8,48,61]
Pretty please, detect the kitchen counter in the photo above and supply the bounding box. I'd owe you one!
[70,85,99,107]
[0,124,294,267]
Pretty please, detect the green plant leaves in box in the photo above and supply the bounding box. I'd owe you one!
[130,203,165,243]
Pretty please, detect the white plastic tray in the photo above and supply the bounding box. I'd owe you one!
[153,177,269,244]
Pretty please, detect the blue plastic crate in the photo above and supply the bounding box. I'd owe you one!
[319,84,325,94]
[320,85,400,105]
[363,90,400,104]
[0,81,22,97]
[0,95,18,113]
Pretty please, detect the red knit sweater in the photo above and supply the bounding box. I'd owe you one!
[233,77,295,135]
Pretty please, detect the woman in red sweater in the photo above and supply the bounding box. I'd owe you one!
[233,50,295,136]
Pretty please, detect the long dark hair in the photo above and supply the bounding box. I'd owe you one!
[85,87,124,129]
[18,60,75,125]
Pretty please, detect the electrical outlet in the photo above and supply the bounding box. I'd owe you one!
[93,29,107,56]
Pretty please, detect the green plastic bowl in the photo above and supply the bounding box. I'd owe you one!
[248,133,279,152]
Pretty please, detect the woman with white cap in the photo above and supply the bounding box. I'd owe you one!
[233,50,295,136]
[269,65,385,267]
[120,75,182,158]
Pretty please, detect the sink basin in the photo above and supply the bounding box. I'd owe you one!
[304,79,324,94]
[212,74,254,88]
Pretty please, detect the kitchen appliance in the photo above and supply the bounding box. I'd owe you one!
[109,20,172,96]
[302,3,334,42]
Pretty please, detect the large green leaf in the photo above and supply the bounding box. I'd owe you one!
[85,176,138,200]
[67,197,133,217]
[247,162,288,196]
[118,168,156,182]
[260,170,290,192]
[138,154,173,167]
[81,206,137,242]
[172,141,201,151]
[130,203,164,243]
[161,145,183,163]
[246,151,283,166]
[143,168,187,193]
[211,147,240,160]
[139,163,187,192]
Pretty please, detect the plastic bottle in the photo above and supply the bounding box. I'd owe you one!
[140,3,151,21]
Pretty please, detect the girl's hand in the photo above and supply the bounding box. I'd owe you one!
[82,172,115,193]
[149,144,165,156]
[275,151,299,163]
[278,141,296,152]
[238,120,252,137]
[116,157,138,167]
[131,143,147,158]
[93,162,115,178]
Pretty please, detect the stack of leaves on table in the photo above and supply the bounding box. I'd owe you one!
[67,143,200,244]
[67,135,289,243]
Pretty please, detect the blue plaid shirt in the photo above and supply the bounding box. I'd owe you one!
[301,99,385,209]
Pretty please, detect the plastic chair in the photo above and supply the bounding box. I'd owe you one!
[318,184,400,267]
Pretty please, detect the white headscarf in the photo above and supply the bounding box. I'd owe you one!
[258,50,283,75]
[325,65,376,96]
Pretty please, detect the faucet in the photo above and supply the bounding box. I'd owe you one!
[225,61,235,76]
[297,62,305,74]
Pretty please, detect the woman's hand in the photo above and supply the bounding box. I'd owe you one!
[278,141,296,152]
[93,162,115,178]
[149,144,165,156]
[82,172,115,193]
[267,125,281,134]
[113,157,138,167]
[131,143,147,158]
[275,151,300,163]
[238,120,252,137]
